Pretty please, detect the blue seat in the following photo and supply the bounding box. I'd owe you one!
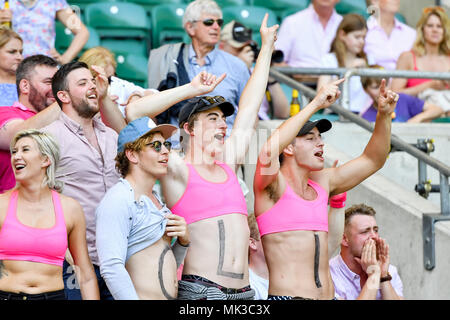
[55,21,101,58]
[115,52,148,87]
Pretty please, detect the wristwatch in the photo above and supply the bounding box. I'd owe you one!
[380,273,392,283]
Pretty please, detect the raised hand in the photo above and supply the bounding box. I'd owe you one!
[260,13,279,50]
[312,78,345,110]
[90,65,109,100]
[377,79,399,116]
[190,71,226,96]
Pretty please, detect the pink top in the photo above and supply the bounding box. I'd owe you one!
[275,4,342,68]
[256,179,329,237]
[170,161,248,224]
[0,190,68,267]
[0,102,37,193]
[406,51,432,88]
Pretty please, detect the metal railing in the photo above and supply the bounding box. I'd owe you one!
[269,66,450,270]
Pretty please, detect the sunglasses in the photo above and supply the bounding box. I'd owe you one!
[194,18,224,27]
[147,140,172,153]
[200,95,226,106]
[423,6,445,14]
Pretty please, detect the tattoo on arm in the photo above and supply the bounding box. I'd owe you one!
[216,220,244,279]
[158,245,176,300]
[0,261,7,279]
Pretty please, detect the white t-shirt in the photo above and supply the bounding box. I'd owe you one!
[108,76,159,117]
[249,268,269,300]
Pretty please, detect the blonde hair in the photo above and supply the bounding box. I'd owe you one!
[78,46,117,75]
[11,129,63,192]
[0,26,22,49]
[330,13,368,67]
[413,7,450,56]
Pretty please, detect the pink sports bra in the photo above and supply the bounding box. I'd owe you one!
[406,51,431,88]
[256,179,329,237]
[171,161,248,224]
[0,190,68,267]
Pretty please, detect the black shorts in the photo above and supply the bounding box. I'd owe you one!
[0,289,66,300]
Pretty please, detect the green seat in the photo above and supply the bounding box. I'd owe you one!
[151,3,189,49]
[250,0,310,22]
[335,0,367,16]
[222,5,278,47]
[55,21,101,58]
[215,0,248,8]
[67,0,121,19]
[84,2,151,56]
[115,52,148,87]
[123,0,183,17]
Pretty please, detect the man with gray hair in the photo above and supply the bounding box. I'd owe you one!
[147,0,249,135]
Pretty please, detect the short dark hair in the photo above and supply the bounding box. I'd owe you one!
[16,54,58,96]
[360,65,384,90]
[52,61,89,107]
[344,203,377,228]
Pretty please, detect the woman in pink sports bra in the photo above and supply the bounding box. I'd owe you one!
[0,129,99,300]
[392,6,450,113]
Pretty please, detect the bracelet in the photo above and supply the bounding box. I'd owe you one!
[267,80,278,86]
[380,273,392,283]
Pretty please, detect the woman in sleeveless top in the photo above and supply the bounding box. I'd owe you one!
[0,129,99,300]
[0,27,22,107]
[391,7,450,116]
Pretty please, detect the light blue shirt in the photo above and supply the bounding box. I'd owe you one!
[187,45,250,135]
[95,178,171,300]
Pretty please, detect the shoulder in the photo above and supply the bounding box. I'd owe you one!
[96,181,130,214]
[216,49,249,72]
[59,193,84,229]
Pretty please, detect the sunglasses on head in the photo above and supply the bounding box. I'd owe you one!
[423,6,445,14]
[194,18,224,27]
[147,140,172,153]
[200,95,226,106]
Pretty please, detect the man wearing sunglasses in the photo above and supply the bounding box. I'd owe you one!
[95,117,191,300]
[147,0,250,134]
[125,14,279,300]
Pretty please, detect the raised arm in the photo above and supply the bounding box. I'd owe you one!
[55,7,90,65]
[227,14,278,165]
[125,71,226,122]
[0,103,61,150]
[254,79,344,191]
[328,79,398,195]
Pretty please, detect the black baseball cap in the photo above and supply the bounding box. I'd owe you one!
[178,96,235,127]
[297,119,332,136]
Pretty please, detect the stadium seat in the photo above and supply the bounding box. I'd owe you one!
[222,5,278,46]
[84,2,151,56]
[151,3,190,49]
[67,0,120,19]
[55,21,101,58]
[115,52,149,87]
[250,0,310,22]
[124,0,183,17]
[215,0,248,8]
[335,0,367,16]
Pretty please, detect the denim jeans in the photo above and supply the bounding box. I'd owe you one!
[63,260,114,300]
